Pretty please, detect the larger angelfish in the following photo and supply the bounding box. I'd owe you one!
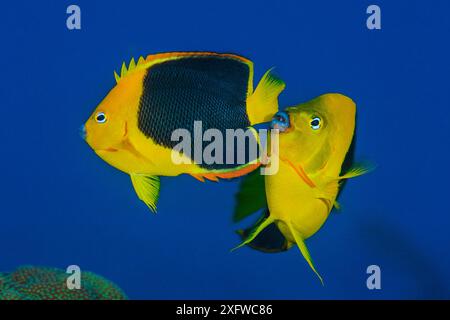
[83,52,285,212]
[233,93,373,284]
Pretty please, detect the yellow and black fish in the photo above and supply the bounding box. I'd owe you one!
[83,52,285,212]
[233,93,373,284]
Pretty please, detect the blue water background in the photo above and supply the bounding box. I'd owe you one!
[0,0,449,299]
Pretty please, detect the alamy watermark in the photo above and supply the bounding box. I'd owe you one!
[366,264,381,290]
[366,5,381,30]
[66,5,81,30]
[170,121,280,175]
[66,265,81,290]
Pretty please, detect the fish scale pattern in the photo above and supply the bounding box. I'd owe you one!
[138,57,255,170]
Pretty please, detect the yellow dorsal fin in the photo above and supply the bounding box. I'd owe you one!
[114,71,120,83]
[120,62,127,78]
[113,52,254,86]
[128,57,136,72]
[246,69,286,124]
[114,56,147,83]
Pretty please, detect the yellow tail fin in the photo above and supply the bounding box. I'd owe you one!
[246,69,286,124]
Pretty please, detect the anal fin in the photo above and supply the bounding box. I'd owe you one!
[190,174,206,182]
[204,163,260,181]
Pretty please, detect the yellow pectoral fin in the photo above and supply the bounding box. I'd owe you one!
[130,174,160,213]
[339,162,376,180]
[290,224,324,285]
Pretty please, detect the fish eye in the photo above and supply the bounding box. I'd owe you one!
[310,117,321,130]
[95,112,107,123]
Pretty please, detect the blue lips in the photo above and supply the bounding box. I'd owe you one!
[271,111,290,132]
[79,125,87,140]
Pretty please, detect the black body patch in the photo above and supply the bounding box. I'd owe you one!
[138,56,256,170]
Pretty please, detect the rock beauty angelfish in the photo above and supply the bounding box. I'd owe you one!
[83,52,285,212]
[233,93,373,284]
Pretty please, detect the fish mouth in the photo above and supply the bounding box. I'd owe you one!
[270,111,292,133]
[79,125,87,140]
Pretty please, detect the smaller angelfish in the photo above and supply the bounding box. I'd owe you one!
[233,93,374,284]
